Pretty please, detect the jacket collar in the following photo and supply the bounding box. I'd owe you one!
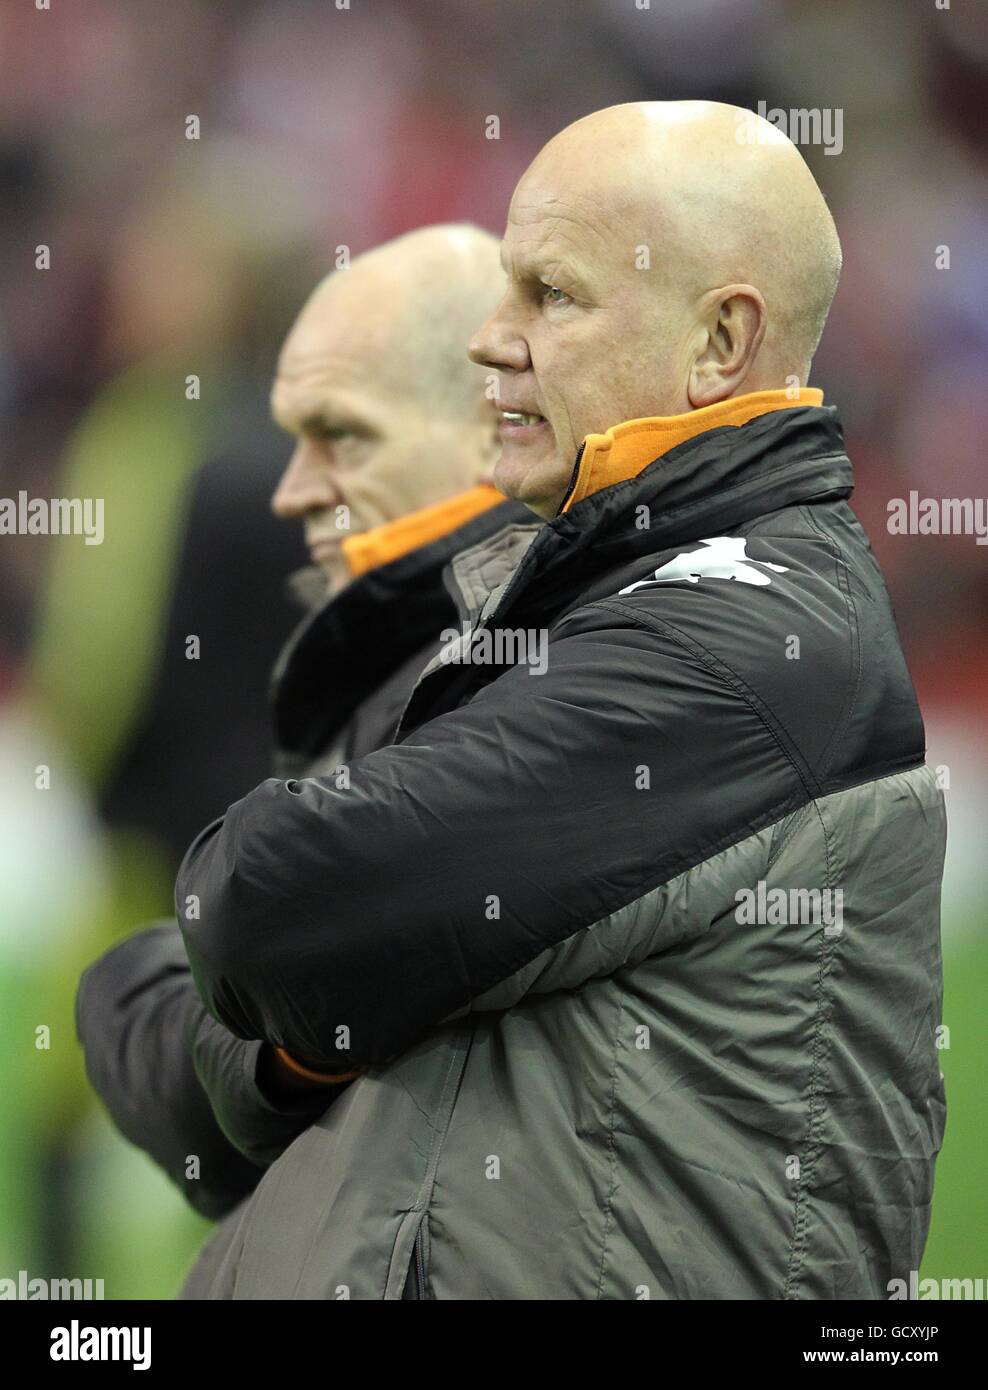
[273,492,529,757]
[284,484,506,617]
[341,484,504,578]
[395,402,852,739]
[473,401,852,635]
[560,388,824,513]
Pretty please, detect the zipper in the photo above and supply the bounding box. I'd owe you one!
[411,1221,429,1299]
[556,441,586,516]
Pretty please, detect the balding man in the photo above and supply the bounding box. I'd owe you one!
[270,225,513,605]
[76,225,531,1225]
[177,105,946,1300]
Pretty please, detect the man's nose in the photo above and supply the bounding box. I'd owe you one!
[270,440,341,520]
[468,295,531,378]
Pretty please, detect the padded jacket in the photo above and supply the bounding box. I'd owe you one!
[174,401,948,1299]
[75,495,529,1223]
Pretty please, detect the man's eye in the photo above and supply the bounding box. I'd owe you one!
[541,283,570,307]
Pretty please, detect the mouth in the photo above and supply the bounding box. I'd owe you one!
[307,535,343,562]
[499,410,550,439]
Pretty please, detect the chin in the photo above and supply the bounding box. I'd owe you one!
[494,444,568,517]
[321,558,352,597]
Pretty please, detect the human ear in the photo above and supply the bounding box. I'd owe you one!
[687,285,766,408]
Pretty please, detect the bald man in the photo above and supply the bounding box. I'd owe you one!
[473,102,842,516]
[177,105,945,1300]
[76,225,533,1224]
[270,225,511,600]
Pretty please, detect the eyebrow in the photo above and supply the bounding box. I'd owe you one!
[503,242,583,290]
[299,412,344,433]
[313,409,382,438]
[272,402,367,437]
[270,367,379,436]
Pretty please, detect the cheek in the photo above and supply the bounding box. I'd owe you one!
[351,444,408,491]
[330,447,407,527]
[556,349,612,443]
[376,445,420,489]
[531,338,583,435]
[594,333,661,429]
[357,440,460,519]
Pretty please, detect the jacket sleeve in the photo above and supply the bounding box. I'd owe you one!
[75,920,338,1218]
[176,600,806,1069]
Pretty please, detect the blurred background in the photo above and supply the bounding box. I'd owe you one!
[0,0,984,1297]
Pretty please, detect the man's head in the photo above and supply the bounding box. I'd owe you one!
[271,224,504,592]
[468,101,843,518]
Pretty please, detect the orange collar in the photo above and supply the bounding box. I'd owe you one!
[341,484,504,579]
[561,388,824,513]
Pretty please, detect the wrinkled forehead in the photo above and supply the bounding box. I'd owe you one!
[502,161,671,287]
[271,283,416,430]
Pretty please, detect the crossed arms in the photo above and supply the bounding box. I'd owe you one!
[80,603,789,1216]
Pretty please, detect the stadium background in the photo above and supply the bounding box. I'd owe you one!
[0,0,984,1298]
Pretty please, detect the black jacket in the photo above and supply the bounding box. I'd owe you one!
[174,403,946,1298]
[75,497,530,1220]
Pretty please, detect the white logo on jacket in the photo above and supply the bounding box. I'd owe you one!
[619,537,789,593]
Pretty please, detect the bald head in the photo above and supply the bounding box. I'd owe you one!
[532,101,841,375]
[271,224,505,591]
[285,224,504,419]
[470,101,842,516]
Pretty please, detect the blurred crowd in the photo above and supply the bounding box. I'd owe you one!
[0,0,984,1297]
